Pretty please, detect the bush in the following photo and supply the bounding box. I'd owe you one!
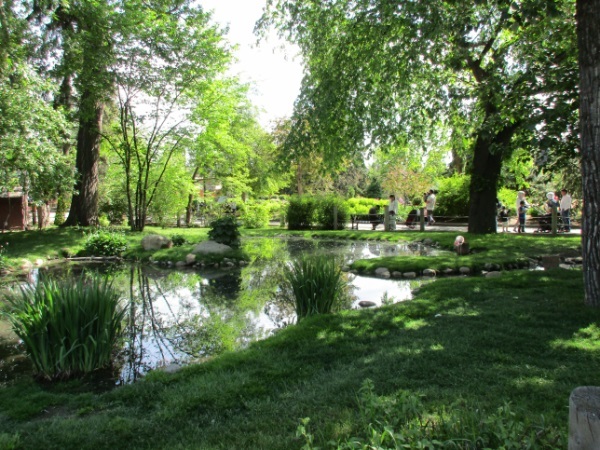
[83,230,128,257]
[435,174,471,219]
[281,255,347,322]
[240,202,271,229]
[287,195,317,230]
[171,234,186,247]
[315,195,349,230]
[3,275,125,380]
[208,215,241,248]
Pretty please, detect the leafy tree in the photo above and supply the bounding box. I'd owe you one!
[261,0,579,233]
[101,1,230,231]
[577,0,600,306]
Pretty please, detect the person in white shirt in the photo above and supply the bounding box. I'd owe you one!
[425,190,436,225]
[560,189,572,232]
[388,194,399,230]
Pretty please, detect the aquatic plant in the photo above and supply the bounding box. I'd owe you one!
[282,255,347,322]
[3,275,125,380]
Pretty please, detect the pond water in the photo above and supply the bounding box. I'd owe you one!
[0,237,443,384]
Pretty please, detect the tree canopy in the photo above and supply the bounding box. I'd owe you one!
[261,0,579,233]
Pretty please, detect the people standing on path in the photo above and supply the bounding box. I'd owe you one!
[388,195,399,231]
[425,190,436,225]
[518,200,528,233]
[513,191,528,232]
[560,188,572,232]
[369,205,381,230]
[499,206,509,232]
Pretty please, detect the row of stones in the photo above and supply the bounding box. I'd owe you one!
[351,255,583,280]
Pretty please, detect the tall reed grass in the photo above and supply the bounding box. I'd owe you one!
[282,255,347,322]
[4,275,125,380]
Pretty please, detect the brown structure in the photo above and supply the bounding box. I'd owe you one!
[0,192,28,231]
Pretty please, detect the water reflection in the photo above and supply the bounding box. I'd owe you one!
[0,237,441,384]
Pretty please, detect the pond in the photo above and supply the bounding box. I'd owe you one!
[0,237,443,385]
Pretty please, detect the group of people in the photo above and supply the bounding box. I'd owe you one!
[369,190,437,231]
[498,189,572,233]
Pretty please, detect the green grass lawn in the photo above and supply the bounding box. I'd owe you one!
[0,226,594,449]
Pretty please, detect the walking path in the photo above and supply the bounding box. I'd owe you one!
[347,222,582,235]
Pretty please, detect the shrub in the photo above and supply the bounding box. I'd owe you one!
[83,230,128,257]
[171,234,186,247]
[240,202,271,228]
[281,255,347,322]
[3,275,125,380]
[435,174,471,219]
[315,195,349,230]
[287,195,317,230]
[208,216,241,248]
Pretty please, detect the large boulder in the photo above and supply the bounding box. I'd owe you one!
[192,240,232,255]
[142,234,173,251]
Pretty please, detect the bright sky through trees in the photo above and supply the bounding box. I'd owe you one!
[200,0,303,127]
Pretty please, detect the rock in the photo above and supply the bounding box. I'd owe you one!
[541,254,560,270]
[443,268,455,275]
[403,272,417,279]
[423,268,436,277]
[559,263,573,270]
[20,260,33,270]
[374,267,391,278]
[185,254,196,265]
[484,263,494,271]
[485,271,502,278]
[142,234,173,251]
[192,240,232,255]
[358,300,377,308]
[423,238,434,245]
[34,258,44,266]
[391,271,403,279]
[569,386,600,450]
[239,260,248,267]
[175,261,187,268]
[459,266,471,275]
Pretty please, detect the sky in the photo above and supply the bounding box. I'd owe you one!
[199,0,304,128]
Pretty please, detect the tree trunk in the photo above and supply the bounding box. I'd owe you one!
[467,137,503,234]
[63,91,103,227]
[577,0,600,307]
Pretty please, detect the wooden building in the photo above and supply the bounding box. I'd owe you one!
[0,192,29,231]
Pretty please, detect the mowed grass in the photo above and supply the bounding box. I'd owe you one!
[1,267,598,449]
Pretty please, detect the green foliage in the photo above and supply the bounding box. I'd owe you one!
[344,197,387,215]
[435,174,471,218]
[170,234,186,247]
[3,275,125,380]
[83,230,128,257]
[281,255,347,322]
[239,202,271,229]
[299,379,562,449]
[315,195,349,230]
[365,178,383,199]
[287,195,317,230]
[0,242,7,271]
[208,216,241,248]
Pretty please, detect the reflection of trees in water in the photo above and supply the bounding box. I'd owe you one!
[118,265,273,384]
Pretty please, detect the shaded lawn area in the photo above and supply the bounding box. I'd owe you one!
[0,269,598,449]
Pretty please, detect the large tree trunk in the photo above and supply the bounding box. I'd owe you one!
[63,91,103,227]
[577,0,600,307]
[467,136,503,234]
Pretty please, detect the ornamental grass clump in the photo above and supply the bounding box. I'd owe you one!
[282,255,347,322]
[4,275,125,380]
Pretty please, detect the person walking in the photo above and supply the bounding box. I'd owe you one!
[560,188,572,232]
[425,190,436,225]
[387,194,399,231]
